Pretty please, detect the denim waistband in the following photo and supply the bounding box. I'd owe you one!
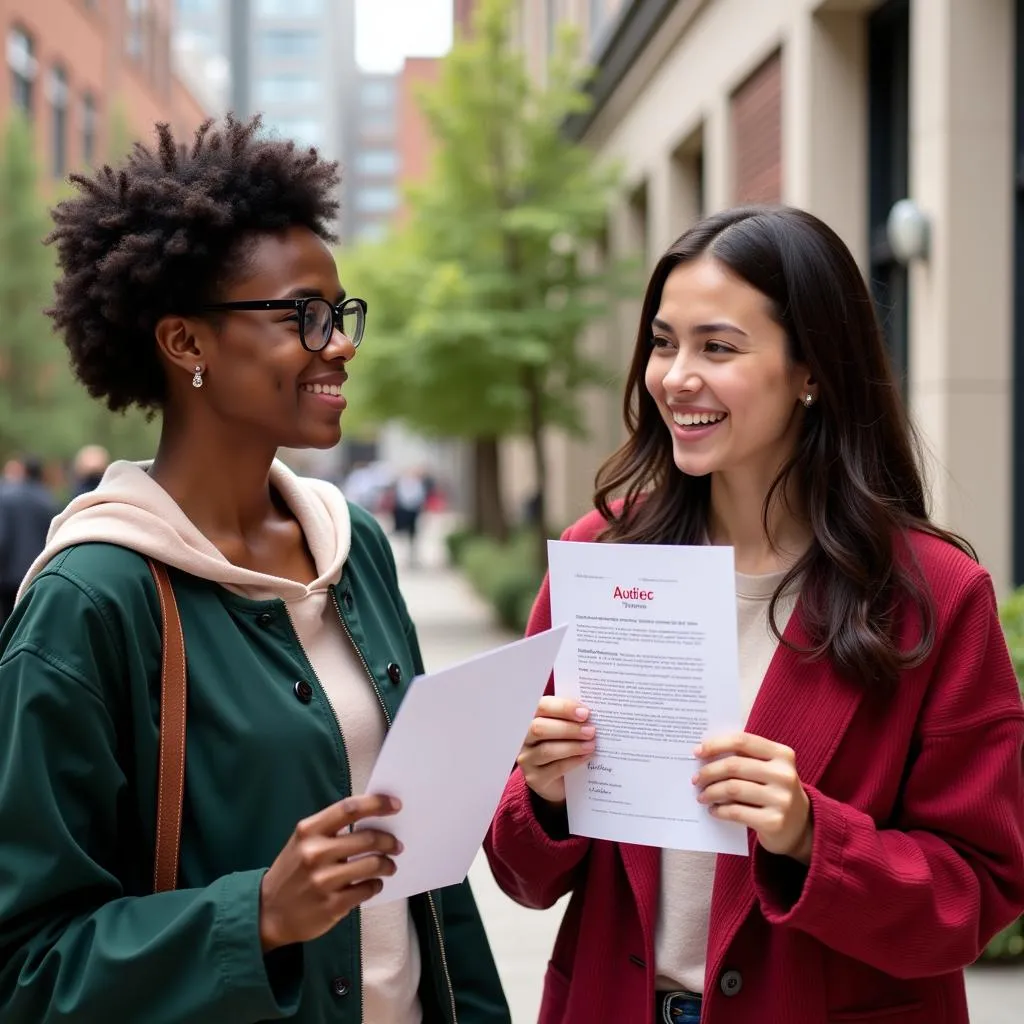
[656,989,702,1023]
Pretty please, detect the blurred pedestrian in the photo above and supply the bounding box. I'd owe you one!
[1,458,25,487]
[0,456,57,625]
[486,206,1024,1024]
[0,115,507,1024]
[70,443,110,498]
[393,467,428,567]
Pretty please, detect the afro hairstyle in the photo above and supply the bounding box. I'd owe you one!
[46,114,341,413]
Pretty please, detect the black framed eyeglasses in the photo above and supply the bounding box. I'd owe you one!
[202,296,367,352]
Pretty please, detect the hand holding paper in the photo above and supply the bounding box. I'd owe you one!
[547,539,748,855]
[355,625,568,906]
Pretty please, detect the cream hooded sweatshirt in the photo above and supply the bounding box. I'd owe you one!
[20,459,422,1024]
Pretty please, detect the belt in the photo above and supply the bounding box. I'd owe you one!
[656,989,702,1023]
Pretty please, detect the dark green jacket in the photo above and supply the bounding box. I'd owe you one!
[0,503,510,1023]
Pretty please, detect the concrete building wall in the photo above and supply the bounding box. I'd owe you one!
[513,0,1017,592]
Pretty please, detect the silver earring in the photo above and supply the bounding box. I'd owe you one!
[192,365,204,389]
[803,393,814,407]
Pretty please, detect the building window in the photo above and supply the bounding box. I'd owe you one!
[48,66,69,177]
[82,92,98,166]
[730,52,783,204]
[359,79,395,108]
[258,30,320,59]
[258,75,320,105]
[256,0,322,15]
[7,26,37,119]
[355,149,398,175]
[867,0,910,386]
[126,0,148,60]
[269,118,323,149]
[355,187,398,213]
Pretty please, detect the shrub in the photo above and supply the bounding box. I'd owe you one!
[444,527,475,566]
[457,531,544,633]
[979,586,1024,961]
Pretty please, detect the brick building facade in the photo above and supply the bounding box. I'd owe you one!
[0,0,206,183]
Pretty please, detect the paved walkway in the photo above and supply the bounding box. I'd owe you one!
[391,514,1023,1023]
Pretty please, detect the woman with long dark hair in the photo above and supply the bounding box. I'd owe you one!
[485,206,1024,1024]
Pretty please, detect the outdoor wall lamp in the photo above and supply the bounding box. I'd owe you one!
[886,198,931,264]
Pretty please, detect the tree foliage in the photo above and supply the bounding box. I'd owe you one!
[341,0,633,542]
[0,112,158,467]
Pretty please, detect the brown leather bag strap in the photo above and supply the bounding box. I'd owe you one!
[148,558,187,893]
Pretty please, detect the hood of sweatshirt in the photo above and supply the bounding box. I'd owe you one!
[17,459,351,603]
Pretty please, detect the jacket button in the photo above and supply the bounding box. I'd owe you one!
[387,662,402,684]
[257,612,273,628]
[720,969,743,997]
[331,976,350,997]
[293,680,313,704]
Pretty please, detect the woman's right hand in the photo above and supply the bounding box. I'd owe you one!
[259,794,402,952]
[516,696,596,806]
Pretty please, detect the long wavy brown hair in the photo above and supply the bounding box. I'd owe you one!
[595,206,974,688]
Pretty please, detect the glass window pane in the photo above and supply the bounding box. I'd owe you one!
[256,0,322,15]
[7,27,36,118]
[258,30,320,59]
[269,118,323,149]
[257,75,320,105]
[82,92,97,165]
[355,188,398,213]
[355,149,398,175]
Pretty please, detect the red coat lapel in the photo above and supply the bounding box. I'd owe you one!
[705,601,864,979]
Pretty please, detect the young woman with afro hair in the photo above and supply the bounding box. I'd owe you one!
[0,116,510,1024]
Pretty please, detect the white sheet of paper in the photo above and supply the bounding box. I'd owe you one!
[548,540,747,855]
[355,624,569,906]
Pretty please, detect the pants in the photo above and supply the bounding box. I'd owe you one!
[656,991,702,1023]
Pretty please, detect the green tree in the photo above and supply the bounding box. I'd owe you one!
[0,112,159,471]
[0,113,69,460]
[342,0,630,559]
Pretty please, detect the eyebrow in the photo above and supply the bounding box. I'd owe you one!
[650,317,748,338]
[284,286,347,303]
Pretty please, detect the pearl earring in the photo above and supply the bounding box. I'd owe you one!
[192,365,204,389]
[803,393,814,407]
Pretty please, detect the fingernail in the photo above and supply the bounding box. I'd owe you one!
[390,797,402,811]
[582,742,596,753]
[693,745,704,758]
[580,725,596,739]
[574,707,589,721]
[395,841,404,854]
[691,773,699,785]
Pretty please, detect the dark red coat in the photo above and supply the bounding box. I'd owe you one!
[484,510,1024,1024]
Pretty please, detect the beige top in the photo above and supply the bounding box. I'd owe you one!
[22,460,422,1024]
[654,565,799,994]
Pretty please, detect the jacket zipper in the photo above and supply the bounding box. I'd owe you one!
[282,604,363,1023]
[330,587,459,1024]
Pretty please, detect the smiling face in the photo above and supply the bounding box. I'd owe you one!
[194,225,356,451]
[644,255,813,483]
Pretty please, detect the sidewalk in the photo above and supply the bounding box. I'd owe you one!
[391,513,1023,1023]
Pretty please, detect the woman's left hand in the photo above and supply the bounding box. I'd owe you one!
[693,732,813,864]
